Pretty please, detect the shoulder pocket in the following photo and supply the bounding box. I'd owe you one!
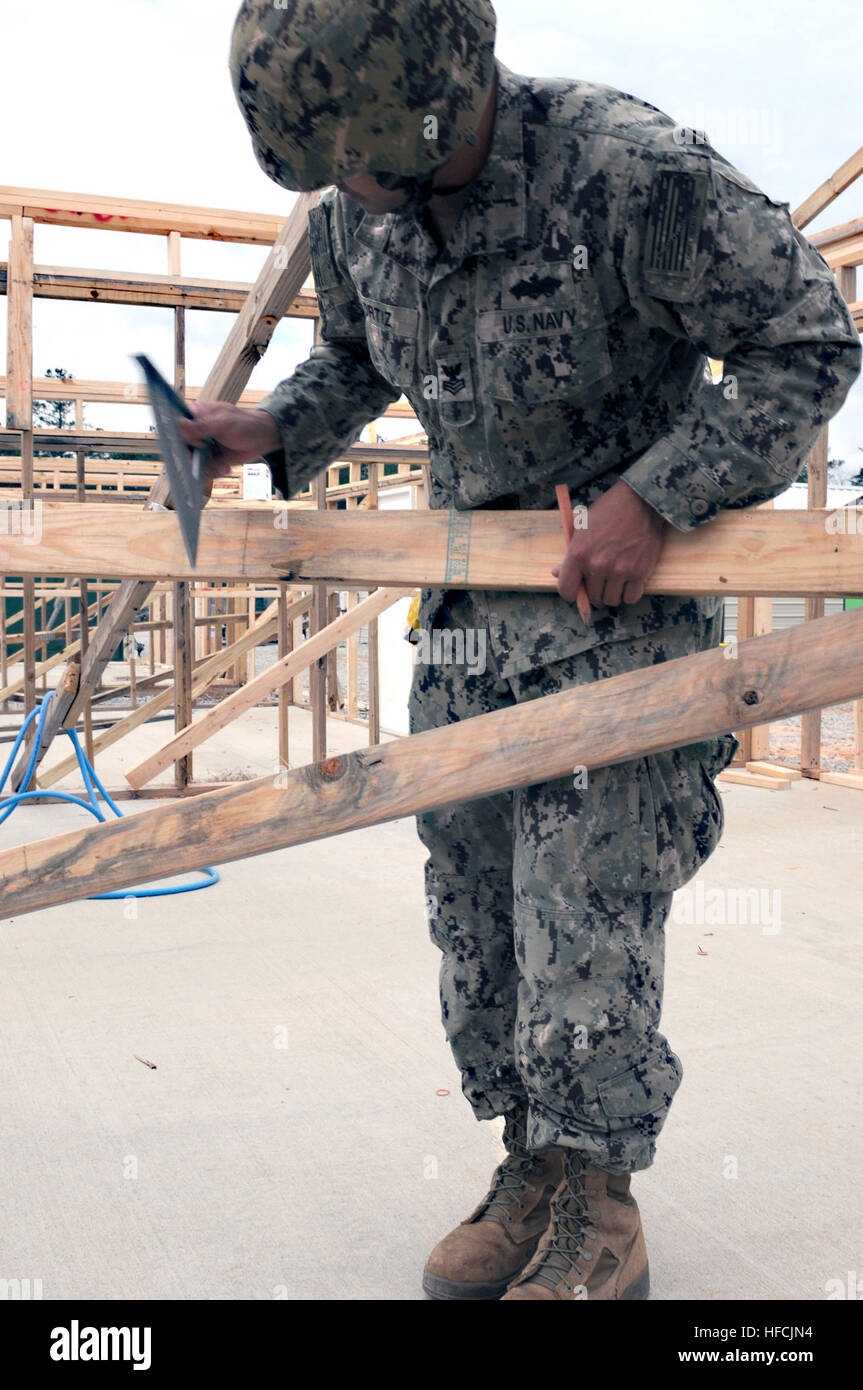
[308,198,370,341]
[307,200,342,293]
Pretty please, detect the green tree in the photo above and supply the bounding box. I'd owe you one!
[32,366,77,432]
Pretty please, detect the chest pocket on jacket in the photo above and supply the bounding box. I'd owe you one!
[361,296,419,389]
[477,266,611,404]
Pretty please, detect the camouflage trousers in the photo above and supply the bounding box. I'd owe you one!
[409,590,736,1173]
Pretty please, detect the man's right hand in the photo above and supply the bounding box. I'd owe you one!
[178,403,281,480]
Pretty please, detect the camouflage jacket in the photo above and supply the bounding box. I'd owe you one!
[259,59,861,677]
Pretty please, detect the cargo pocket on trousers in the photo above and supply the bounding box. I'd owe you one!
[638,747,727,893]
[574,747,726,897]
[596,1045,683,1120]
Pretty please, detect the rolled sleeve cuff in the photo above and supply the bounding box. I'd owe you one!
[621,440,732,532]
[254,401,290,499]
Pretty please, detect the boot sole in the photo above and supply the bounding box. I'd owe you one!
[424,1261,650,1301]
[422,1269,515,1300]
[620,1264,650,1301]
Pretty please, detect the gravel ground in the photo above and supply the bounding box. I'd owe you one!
[768,702,859,773]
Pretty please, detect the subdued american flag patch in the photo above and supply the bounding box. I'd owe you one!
[645,169,709,279]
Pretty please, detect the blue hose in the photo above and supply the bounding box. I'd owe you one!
[1,690,218,901]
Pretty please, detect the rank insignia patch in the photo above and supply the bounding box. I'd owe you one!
[437,355,473,401]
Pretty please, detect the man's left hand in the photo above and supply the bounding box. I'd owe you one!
[553,479,667,608]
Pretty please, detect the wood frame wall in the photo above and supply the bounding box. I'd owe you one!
[2,150,863,803]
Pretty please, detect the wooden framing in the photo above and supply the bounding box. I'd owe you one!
[2,606,862,917]
[3,157,863,801]
[792,145,863,230]
[1,503,861,592]
[124,586,406,788]
[0,186,284,243]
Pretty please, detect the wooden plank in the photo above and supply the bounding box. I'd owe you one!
[1,373,416,412]
[32,189,317,759]
[3,606,863,916]
[792,145,863,229]
[0,266,319,317]
[2,503,863,593]
[0,582,7,708]
[277,583,291,773]
[173,583,193,789]
[745,761,802,780]
[366,461,380,745]
[125,587,404,789]
[0,428,426,465]
[7,218,36,767]
[326,590,342,711]
[0,632,84,701]
[719,769,792,791]
[820,238,863,272]
[749,595,774,760]
[197,191,317,405]
[734,595,756,763]
[36,592,309,789]
[78,579,95,765]
[6,217,34,428]
[809,215,863,251]
[819,770,863,791]
[0,185,285,244]
[310,468,328,763]
[346,591,359,720]
[801,430,829,777]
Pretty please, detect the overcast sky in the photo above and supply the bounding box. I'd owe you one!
[2,0,862,473]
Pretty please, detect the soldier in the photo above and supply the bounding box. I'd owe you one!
[181,0,861,1299]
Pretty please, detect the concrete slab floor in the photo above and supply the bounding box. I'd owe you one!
[0,704,860,1300]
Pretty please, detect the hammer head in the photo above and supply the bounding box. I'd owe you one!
[134,354,209,567]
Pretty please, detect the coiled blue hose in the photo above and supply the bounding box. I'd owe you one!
[0,690,218,901]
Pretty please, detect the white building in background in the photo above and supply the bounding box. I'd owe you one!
[722,482,862,639]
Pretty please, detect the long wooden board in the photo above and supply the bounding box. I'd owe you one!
[0,186,284,244]
[36,592,311,791]
[792,145,863,230]
[2,607,863,917]
[2,504,862,595]
[125,587,406,788]
[19,189,318,780]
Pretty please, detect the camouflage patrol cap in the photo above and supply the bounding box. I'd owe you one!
[229,0,497,192]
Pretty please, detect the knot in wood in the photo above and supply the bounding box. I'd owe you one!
[741,688,760,706]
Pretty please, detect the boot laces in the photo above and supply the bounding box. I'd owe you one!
[478,1107,539,1223]
[480,1152,539,1222]
[526,1155,591,1290]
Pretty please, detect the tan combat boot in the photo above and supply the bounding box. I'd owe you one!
[501,1149,650,1300]
[423,1106,565,1300]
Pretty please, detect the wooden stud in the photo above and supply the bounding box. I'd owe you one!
[4,605,863,916]
[125,587,403,789]
[793,144,863,230]
[37,593,309,790]
[173,582,193,789]
[801,429,829,778]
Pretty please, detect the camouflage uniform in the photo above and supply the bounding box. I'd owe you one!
[250,58,860,1169]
